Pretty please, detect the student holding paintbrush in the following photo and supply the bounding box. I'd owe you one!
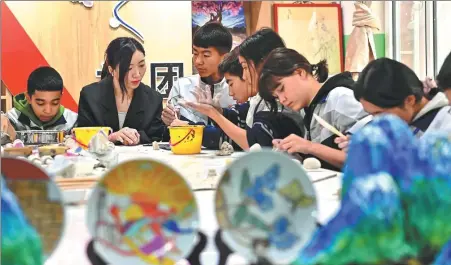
[335,57,451,152]
[258,48,370,171]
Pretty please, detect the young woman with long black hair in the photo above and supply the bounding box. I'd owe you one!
[77,37,165,145]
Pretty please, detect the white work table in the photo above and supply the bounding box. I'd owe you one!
[46,146,341,265]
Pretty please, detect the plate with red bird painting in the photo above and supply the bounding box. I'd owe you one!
[86,159,199,265]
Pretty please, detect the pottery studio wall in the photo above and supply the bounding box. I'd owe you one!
[2,1,193,111]
[2,1,389,113]
[10,1,451,114]
[246,1,387,59]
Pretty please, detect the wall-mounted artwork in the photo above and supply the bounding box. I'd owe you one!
[109,1,144,42]
[191,1,247,73]
[274,3,344,76]
[150,62,184,99]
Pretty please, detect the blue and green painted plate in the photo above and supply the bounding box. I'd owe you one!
[215,150,318,264]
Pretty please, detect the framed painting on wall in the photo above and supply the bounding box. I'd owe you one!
[273,3,344,76]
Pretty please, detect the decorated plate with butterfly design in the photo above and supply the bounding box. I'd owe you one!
[215,150,318,263]
[86,159,199,265]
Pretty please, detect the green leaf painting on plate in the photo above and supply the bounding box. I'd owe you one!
[241,169,251,193]
[232,205,248,227]
[231,205,270,232]
[279,179,315,211]
[246,213,270,232]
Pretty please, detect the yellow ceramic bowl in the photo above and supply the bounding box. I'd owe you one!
[72,127,112,149]
[169,125,204,155]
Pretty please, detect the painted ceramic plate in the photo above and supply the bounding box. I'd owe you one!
[1,157,66,262]
[86,159,199,265]
[215,150,318,263]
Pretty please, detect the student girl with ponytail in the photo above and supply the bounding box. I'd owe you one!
[335,57,451,153]
[259,48,370,171]
[353,58,451,136]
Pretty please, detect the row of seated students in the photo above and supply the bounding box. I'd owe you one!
[2,22,451,172]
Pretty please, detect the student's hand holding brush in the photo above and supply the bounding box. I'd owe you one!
[334,135,350,153]
[162,104,181,126]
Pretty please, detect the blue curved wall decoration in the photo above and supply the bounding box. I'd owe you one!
[109,1,145,42]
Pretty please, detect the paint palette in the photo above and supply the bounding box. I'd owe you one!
[86,159,199,265]
[1,157,66,263]
[214,150,318,264]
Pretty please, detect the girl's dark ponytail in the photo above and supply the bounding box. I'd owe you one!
[422,77,440,100]
[313,59,329,83]
[425,87,440,100]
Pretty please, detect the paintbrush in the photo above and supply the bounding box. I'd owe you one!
[174,107,179,120]
[313,113,346,138]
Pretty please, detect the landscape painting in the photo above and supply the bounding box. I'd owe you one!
[192,1,247,73]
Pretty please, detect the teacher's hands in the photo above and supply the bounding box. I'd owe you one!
[108,127,140,146]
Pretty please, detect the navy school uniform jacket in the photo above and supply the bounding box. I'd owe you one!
[409,92,451,137]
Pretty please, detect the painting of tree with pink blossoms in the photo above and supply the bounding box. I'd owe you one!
[191,1,247,72]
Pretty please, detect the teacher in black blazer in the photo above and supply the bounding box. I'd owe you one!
[77,37,164,145]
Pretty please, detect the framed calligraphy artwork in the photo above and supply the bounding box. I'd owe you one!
[150,62,184,99]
